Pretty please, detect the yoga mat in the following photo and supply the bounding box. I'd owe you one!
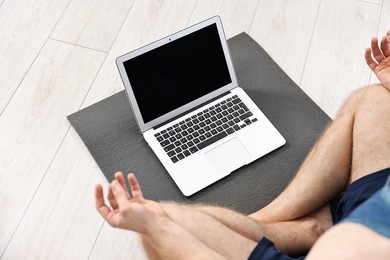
[68,33,331,214]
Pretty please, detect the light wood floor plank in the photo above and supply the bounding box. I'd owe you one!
[2,128,108,259]
[51,0,134,52]
[248,0,321,84]
[0,0,70,114]
[188,0,260,38]
[300,0,381,118]
[0,40,105,256]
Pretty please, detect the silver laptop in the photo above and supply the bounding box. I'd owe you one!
[116,16,286,196]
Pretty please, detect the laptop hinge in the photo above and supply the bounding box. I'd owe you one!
[153,91,231,130]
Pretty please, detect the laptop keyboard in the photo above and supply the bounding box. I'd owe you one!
[154,95,257,163]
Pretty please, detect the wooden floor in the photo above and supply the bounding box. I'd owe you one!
[0,0,389,259]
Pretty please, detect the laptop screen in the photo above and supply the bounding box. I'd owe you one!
[123,24,232,123]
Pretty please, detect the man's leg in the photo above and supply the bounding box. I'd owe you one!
[251,85,390,223]
[140,202,258,259]
[349,85,390,183]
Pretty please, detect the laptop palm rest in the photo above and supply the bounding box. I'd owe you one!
[205,138,251,175]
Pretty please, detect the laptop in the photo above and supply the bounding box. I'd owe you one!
[116,16,286,196]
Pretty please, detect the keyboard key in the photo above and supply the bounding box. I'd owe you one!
[199,135,206,141]
[160,140,170,147]
[233,125,241,131]
[217,126,223,132]
[193,132,199,137]
[167,126,173,131]
[171,156,178,163]
[175,147,182,153]
[177,153,185,160]
[222,123,229,129]
[193,138,200,144]
[211,129,217,135]
[226,128,235,135]
[205,126,211,132]
[180,138,187,143]
[173,123,179,128]
[232,95,238,99]
[184,150,191,157]
[181,144,188,150]
[187,141,194,147]
[182,130,188,136]
[164,144,175,152]
[175,127,182,133]
[154,133,161,137]
[175,133,182,139]
[188,128,194,133]
[238,109,245,114]
[252,118,258,122]
[232,98,241,104]
[174,141,181,146]
[193,125,200,131]
[239,112,253,121]
[205,132,212,138]
[189,146,199,154]
[167,150,176,157]
[169,136,176,142]
[197,131,228,150]
[156,136,164,142]
[179,120,185,125]
[163,133,169,139]
[210,123,217,129]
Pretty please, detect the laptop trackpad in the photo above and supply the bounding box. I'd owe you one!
[205,138,251,175]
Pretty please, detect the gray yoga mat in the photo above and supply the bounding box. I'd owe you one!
[68,33,331,214]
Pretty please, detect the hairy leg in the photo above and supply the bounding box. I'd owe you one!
[350,85,390,183]
[141,202,257,259]
[250,86,359,223]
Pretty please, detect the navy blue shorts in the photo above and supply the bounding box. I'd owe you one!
[248,168,390,260]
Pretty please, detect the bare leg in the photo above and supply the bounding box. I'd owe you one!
[350,85,390,182]
[251,85,390,223]
[251,87,357,223]
[140,202,257,259]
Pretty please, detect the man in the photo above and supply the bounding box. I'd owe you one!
[95,32,390,259]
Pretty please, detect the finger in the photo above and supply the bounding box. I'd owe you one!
[95,184,112,219]
[128,173,144,201]
[115,171,131,199]
[371,37,385,63]
[111,180,129,208]
[107,185,119,209]
[365,48,378,71]
[380,36,390,57]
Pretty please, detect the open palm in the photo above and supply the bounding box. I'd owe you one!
[365,31,390,90]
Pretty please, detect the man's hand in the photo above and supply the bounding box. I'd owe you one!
[365,31,390,90]
[95,172,167,235]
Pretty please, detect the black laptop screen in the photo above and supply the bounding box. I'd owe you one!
[123,24,232,123]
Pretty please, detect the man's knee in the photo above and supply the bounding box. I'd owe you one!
[339,85,390,117]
